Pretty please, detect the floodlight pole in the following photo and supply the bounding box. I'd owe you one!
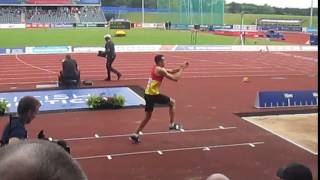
[309,0,313,27]
[240,12,244,45]
[142,0,145,24]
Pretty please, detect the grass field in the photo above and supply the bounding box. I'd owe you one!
[0,28,287,47]
[117,12,318,27]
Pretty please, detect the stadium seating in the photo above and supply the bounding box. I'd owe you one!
[78,7,105,23]
[0,6,106,24]
[0,7,22,24]
[25,7,76,23]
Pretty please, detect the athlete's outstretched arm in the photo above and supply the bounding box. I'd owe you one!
[158,62,189,81]
[167,61,189,74]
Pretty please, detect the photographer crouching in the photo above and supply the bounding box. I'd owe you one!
[1,96,70,153]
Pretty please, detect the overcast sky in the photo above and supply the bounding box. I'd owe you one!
[225,0,318,9]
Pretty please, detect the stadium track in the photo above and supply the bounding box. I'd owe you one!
[0,51,317,180]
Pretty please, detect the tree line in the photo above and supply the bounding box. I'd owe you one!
[101,0,318,16]
[225,2,318,16]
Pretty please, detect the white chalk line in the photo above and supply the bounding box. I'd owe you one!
[15,54,57,74]
[64,126,237,141]
[74,141,265,160]
[0,73,310,85]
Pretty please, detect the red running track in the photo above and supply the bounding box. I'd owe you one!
[0,51,318,180]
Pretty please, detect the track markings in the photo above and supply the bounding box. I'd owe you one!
[74,141,265,161]
[64,126,237,142]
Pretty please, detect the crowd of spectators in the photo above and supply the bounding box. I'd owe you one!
[0,6,106,24]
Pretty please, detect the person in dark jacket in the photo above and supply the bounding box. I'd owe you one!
[104,34,121,81]
[1,96,41,145]
[58,54,80,87]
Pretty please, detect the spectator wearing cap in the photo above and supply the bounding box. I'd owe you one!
[103,34,121,81]
[277,162,313,180]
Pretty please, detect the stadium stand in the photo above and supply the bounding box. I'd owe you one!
[25,7,77,23]
[0,0,106,24]
[0,7,23,23]
[78,7,105,23]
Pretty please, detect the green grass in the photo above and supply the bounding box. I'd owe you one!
[0,28,287,47]
[117,12,318,27]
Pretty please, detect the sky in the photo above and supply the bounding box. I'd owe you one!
[225,0,318,9]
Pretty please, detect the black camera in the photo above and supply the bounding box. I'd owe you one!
[37,130,70,153]
[97,50,107,57]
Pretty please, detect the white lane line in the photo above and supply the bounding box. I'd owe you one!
[15,54,57,74]
[0,73,309,85]
[64,127,237,142]
[74,141,265,160]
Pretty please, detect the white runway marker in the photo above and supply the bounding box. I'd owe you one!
[107,155,112,160]
[203,147,210,151]
[249,143,256,147]
[94,134,100,138]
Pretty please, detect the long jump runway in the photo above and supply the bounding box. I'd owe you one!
[0,51,317,180]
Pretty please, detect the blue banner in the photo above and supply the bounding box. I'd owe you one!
[175,45,232,51]
[0,0,21,4]
[79,0,99,4]
[255,90,318,108]
[258,25,302,32]
[0,48,6,54]
[0,87,145,113]
[32,46,71,53]
[307,28,318,33]
[0,48,25,54]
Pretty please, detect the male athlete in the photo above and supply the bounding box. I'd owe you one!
[130,54,189,144]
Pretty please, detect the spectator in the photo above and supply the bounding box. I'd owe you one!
[277,162,313,180]
[207,173,230,180]
[1,96,41,145]
[0,139,87,180]
[58,54,80,88]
